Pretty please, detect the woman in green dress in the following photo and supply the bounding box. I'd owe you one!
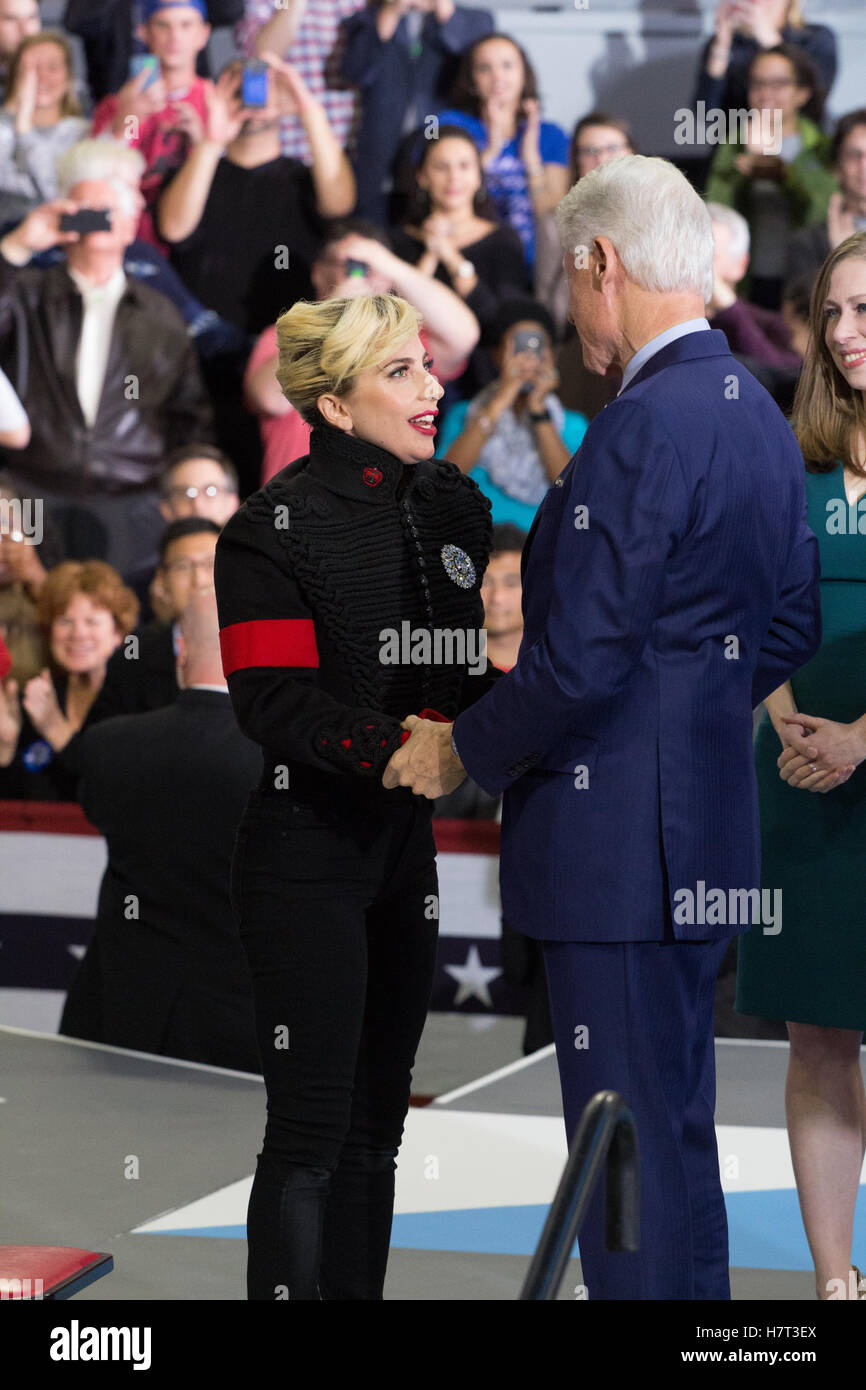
[736,231,866,1299]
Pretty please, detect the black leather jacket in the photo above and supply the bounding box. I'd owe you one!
[0,256,214,495]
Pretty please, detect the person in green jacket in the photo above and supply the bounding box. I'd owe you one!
[705,43,837,308]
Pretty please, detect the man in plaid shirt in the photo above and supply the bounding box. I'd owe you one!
[236,0,364,164]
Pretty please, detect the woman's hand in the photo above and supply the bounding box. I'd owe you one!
[735,148,785,180]
[0,674,22,759]
[736,0,782,47]
[496,335,540,404]
[780,713,866,771]
[519,97,543,175]
[22,668,71,749]
[481,94,515,164]
[777,712,866,790]
[828,191,858,250]
[8,63,38,135]
[526,346,559,412]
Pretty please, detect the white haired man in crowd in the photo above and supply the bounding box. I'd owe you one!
[0,139,213,575]
[706,201,800,370]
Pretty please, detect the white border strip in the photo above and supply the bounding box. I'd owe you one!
[0,1025,264,1082]
[432,1043,557,1105]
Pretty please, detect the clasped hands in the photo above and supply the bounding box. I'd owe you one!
[382,714,466,798]
[777,713,866,793]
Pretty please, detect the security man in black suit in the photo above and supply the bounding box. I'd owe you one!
[60,589,261,1073]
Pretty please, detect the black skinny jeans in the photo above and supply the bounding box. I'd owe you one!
[230,784,439,1301]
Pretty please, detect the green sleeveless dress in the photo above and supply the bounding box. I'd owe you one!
[736,464,866,1027]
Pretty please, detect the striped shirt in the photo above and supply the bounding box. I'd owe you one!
[235,0,365,163]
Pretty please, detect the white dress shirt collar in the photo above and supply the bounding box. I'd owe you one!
[618,318,711,396]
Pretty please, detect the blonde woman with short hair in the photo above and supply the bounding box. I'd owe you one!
[214,292,498,1301]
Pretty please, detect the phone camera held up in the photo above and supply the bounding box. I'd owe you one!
[241,60,269,109]
[59,209,112,235]
[344,258,368,279]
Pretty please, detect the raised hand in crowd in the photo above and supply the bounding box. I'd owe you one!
[731,0,785,49]
[497,329,549,406]
[0,528,46,596]
[0,196,83,263]
[109,65,168,140]
[177,65,245,149]
[0,673,22,764]
[21,667,72,751]
[518,95,544,178]
[4,58,37,134]
[827,189,859,249]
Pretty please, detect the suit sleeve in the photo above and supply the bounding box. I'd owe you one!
[214,498,408,776]
[452,401,689,795]
[751,497,821,708]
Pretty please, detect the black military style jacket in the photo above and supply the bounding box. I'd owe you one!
[214,423,499,794]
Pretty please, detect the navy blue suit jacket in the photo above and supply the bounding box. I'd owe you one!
[453,330,822,942]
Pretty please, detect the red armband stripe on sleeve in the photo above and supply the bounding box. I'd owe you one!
[220,619,319,676]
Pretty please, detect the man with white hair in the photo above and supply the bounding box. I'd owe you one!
[0,138,213,574]
[385,154,822,1299]
[707,201,800,369]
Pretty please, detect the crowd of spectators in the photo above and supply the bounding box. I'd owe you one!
[0,0,858,1068]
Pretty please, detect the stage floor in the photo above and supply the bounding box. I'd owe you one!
[2,1023,856,1301]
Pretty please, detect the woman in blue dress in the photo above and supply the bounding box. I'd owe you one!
[436,32,569,270]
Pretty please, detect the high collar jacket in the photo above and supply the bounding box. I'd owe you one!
[0,258,213,495]
[214,425,497,793]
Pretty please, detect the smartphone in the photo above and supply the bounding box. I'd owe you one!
[513,328,544,357]
[59,209,112,234]
[241,60,269,108]
[344,258,368,279]
[129,54,160,89]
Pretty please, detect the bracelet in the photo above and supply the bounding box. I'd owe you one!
[528,407,551,423]
[475,412,493,435]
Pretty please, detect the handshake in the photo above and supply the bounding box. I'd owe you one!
[382,714,467,798]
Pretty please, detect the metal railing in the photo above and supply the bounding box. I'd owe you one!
[519,1090,639,1300]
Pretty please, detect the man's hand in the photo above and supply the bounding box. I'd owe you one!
[260,51,315,118]
[0,198,82,264]
[382,714,466,798]
[111,67,167,138]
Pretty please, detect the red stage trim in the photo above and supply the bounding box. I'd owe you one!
[220,618,318,675]
[0,801,99,835]
[432,818,500,855]
[0,803,499,852]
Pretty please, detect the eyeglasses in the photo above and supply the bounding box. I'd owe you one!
[161,557,215,576]
[749,79,796,92]
[164,485,235,502]
[576,142,629,159]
